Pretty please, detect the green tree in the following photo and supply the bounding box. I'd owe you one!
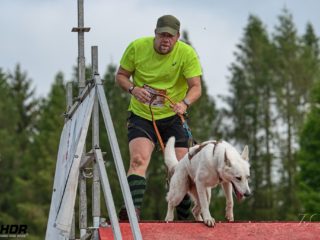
[0,69,19,223]
[300,23,320,105]
[2,64,41,239]
[8,64,38,169]
[298,79,320,215]
[22,73,67,238]
[296,24,320,217]
[272,9,318,219]
[222,15,277,220]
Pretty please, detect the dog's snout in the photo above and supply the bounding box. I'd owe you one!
[244,191,251,197]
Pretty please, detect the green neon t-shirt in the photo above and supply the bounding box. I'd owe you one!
[120,37,202,120]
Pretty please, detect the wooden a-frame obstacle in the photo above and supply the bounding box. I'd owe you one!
[45,0,141,239]
[46,71,142,240]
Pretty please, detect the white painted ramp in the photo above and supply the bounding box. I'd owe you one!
[45,87,95,239]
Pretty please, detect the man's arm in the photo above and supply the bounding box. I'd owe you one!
[115,66,133,92]
[115,66,151,103]
[184,76,202,105]
[171,76,202,115]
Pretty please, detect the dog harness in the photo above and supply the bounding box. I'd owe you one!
[188,140,221,160]
[187,140,223,183]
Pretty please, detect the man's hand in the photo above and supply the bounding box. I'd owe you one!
[170,101,188,115]
[131,87,151,103]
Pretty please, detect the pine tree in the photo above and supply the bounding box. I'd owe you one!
[0,68,19,223]
[8,64,38,170]
[272,9,315,218]
[3,64,41,239]
[298,79,320,215]
[222,15,277,220]
[300,23,320,106]
[23,73,67,238]
[297,23,320,217]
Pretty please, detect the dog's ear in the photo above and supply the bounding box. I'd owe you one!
[241,145,249,161]
[224,150,232,167]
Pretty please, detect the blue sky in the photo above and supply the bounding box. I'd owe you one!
[1,0,320,106]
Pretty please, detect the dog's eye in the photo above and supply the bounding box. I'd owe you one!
[236,177,242,181]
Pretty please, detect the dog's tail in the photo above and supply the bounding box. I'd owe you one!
[164,137,179,172]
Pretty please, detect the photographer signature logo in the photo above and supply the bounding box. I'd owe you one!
[298,213,320,224]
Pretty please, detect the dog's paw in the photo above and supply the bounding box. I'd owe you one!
[203,217,215,227]
[225,211,234,222]
[165,215,174,222]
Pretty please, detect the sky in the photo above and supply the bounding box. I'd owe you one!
[1,0,320,107]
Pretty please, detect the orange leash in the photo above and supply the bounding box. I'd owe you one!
[148,93,194,187]
[148,93,190,154]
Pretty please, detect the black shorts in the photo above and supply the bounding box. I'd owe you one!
[127,112,189,148]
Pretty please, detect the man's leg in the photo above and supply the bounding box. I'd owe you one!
[119,137,154,220]
[127,137,154,209]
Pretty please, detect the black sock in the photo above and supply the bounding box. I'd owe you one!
[127,174,146,209]
[176,194,191,220]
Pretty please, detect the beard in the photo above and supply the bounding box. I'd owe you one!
[157,44,172,54]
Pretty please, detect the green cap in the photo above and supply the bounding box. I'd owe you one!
[155,15,180,36]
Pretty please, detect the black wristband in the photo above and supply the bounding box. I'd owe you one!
[183,98,190,108]
[128,86,136,94]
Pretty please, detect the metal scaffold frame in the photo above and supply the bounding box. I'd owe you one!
[45,0,142,239]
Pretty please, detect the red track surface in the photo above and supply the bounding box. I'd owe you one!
[99,221,320,240]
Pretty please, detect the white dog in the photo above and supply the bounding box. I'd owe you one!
[164,137,251,227]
